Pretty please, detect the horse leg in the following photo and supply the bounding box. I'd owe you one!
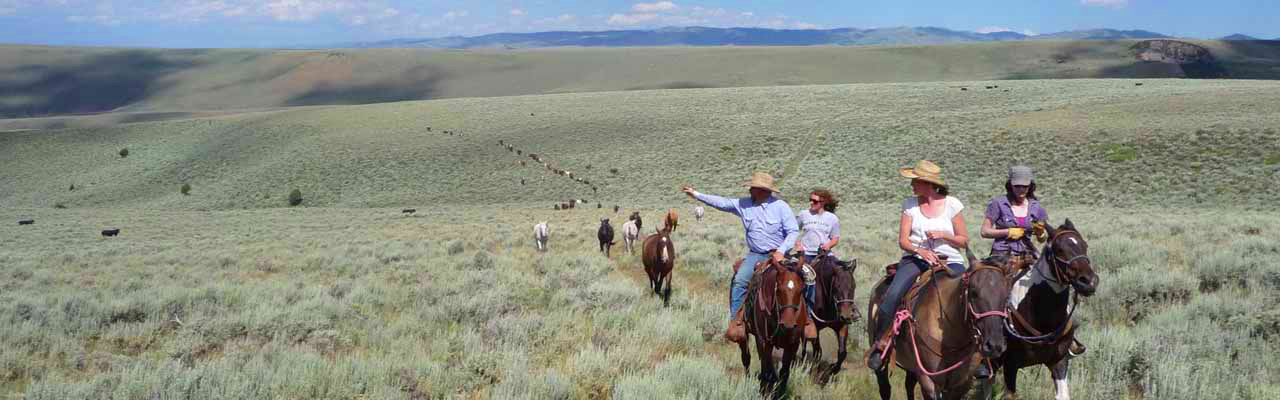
[739,339,752,377]
[756,338,776,393]
[661,272,672,307]
[832,324,849,375]
[1003,365,1019,400]
[774,344,797,400]
[905,373,918,400]
[915,374,941,400]
[1050,359,1071,400]
[876,369,892,400]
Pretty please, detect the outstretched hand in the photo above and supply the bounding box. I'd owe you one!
[680,185,696,198]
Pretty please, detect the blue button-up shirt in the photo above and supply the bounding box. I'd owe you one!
[694,192,800,254]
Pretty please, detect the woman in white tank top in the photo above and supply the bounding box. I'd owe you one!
[867,160,972,371]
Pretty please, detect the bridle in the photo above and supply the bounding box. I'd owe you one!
[883,262,1008,377]
[1045,229,1090,286]
[1005,229,1089,343]
[807,252,857,324]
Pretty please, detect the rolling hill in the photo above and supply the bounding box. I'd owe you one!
[4,39,1280,124]
[2,79,1277,211]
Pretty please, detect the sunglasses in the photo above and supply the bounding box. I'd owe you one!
[810,198,823,203]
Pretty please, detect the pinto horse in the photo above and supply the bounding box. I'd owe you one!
[985,219,1098,400]
[641,210,678,306]
[801,250,860,377]
[867,252,1010,400]
[734,257,808,398]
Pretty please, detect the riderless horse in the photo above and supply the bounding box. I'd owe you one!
[641,210,678,306]
[867,250,1010,400]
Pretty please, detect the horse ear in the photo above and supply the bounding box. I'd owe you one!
[1063,218,1076,232]
[1044,220,1057,239]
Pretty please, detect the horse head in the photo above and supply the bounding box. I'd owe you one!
[965,263,1010,359]
[775,263,807,333]
[1044,218,1098,296]
[820,253,858,324]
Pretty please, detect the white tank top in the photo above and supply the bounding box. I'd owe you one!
[902,196,965,262]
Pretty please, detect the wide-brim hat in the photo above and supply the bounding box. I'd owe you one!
[899,160,946,188]
[1009,165,1034,186]
[744,171,781,193]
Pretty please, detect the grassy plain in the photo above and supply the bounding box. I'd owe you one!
[3,39,1280,124]
[2,204,1278,399]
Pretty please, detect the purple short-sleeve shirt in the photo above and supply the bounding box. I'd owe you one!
[984,196,1048,254]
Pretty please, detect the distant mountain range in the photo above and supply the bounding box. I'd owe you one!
[326,26,1191,49]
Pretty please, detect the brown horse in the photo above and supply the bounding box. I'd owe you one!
[641,210,678,306]
[801,250,860,377]
[734,257,809,398]
[867,253,1010,400]
[986,219,1098,400]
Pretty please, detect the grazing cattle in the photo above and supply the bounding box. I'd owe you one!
[18,219,34,225]
[101,228,120,237]
[401,208,416,214]
[521,178,526,185]
[622,220,639,254]
[694,205,704,222]
[629,211,643,232]
[641,210,679,306]
[533,222,549,251]
[1135,82,1144,86]
[961,87,968,91]
[598,219,617,257]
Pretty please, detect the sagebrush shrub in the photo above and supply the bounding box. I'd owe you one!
[287,189,303,206]
[180,183,191,195]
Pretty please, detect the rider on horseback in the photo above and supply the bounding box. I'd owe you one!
[795,189,840,338]
[867,160,971,372]
[682,172,801,344]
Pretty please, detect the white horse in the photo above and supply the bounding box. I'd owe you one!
[694,205,705,222]
[622,219,639,254]
[533,222,549,251]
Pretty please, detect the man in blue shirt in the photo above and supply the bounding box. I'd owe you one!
[682,172,800,343]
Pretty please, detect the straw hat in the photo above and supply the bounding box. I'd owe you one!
[745,171,781,193]
[899,160,946,188]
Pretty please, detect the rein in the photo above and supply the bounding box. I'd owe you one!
[807,253,856,325]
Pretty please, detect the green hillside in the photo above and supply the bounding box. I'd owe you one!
[2,79,1277,211]
[2,40,1279,123]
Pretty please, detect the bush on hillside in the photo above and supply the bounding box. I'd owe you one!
[118,148,129,158]
[180,183,191,196]
[288,189,303,206]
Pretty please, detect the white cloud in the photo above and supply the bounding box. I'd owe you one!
[607,12,657,25]
[509,8,525,16]
[632,1,677,13]
[793,22,819,30]
[443,10,468,20]
[1080,0,1128,8]
[976,26,1013,34]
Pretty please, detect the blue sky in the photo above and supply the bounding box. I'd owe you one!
[0,0,1276,48]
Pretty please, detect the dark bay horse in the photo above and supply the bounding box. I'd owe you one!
[867,253,1010,400]
[597,218,616,257]
[641,210,678,306]
[734,257,809,399]
[987,219,1098,400]
[801,251,860,377]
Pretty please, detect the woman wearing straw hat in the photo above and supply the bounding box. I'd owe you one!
[867,160,971,371]
[682,171,801,343]
[981,166,1048,270]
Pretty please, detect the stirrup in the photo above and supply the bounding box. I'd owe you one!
[1068,339,1087,357]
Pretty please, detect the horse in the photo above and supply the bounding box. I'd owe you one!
[629,211,643,233]
[986,219,1098,400]
[800,250,860,377]
[597,219,616,257]
[734,256,809,398]
[694,205,705,222]
[533,222,549,252]
[640,210,677,306]
[621,219,639,254]
[867,251,1010,400]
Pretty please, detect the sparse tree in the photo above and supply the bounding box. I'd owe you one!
[181,183,191,195]
[288,189,303,206]
[119,148,129,158]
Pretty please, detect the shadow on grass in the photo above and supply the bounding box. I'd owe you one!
[285,65,447,106]
[0,50,207,118]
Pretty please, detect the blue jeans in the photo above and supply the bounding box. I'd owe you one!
[731,251,773,316]
[875,256,965,333]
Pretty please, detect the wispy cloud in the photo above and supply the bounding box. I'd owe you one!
[1080,0,1128,8]
[509,8,525,16]
[632,1,677,13]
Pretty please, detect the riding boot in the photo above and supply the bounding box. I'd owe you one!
[865,312,893,371]
[975,359,992,379]
[1068,318,1087,357]
[725,307,748,344]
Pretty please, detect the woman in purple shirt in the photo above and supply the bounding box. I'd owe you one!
[980,165,1048,268]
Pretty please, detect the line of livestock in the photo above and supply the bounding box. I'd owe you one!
[533,209,1097,400]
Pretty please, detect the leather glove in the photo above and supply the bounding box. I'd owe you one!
[1031,221,1048,243]
[1007,227,1026,241]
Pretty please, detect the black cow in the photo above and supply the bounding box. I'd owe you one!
[101,228,120,237]
[18,219,34,225]
[598,219,616,257]
[402,209,416,214]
